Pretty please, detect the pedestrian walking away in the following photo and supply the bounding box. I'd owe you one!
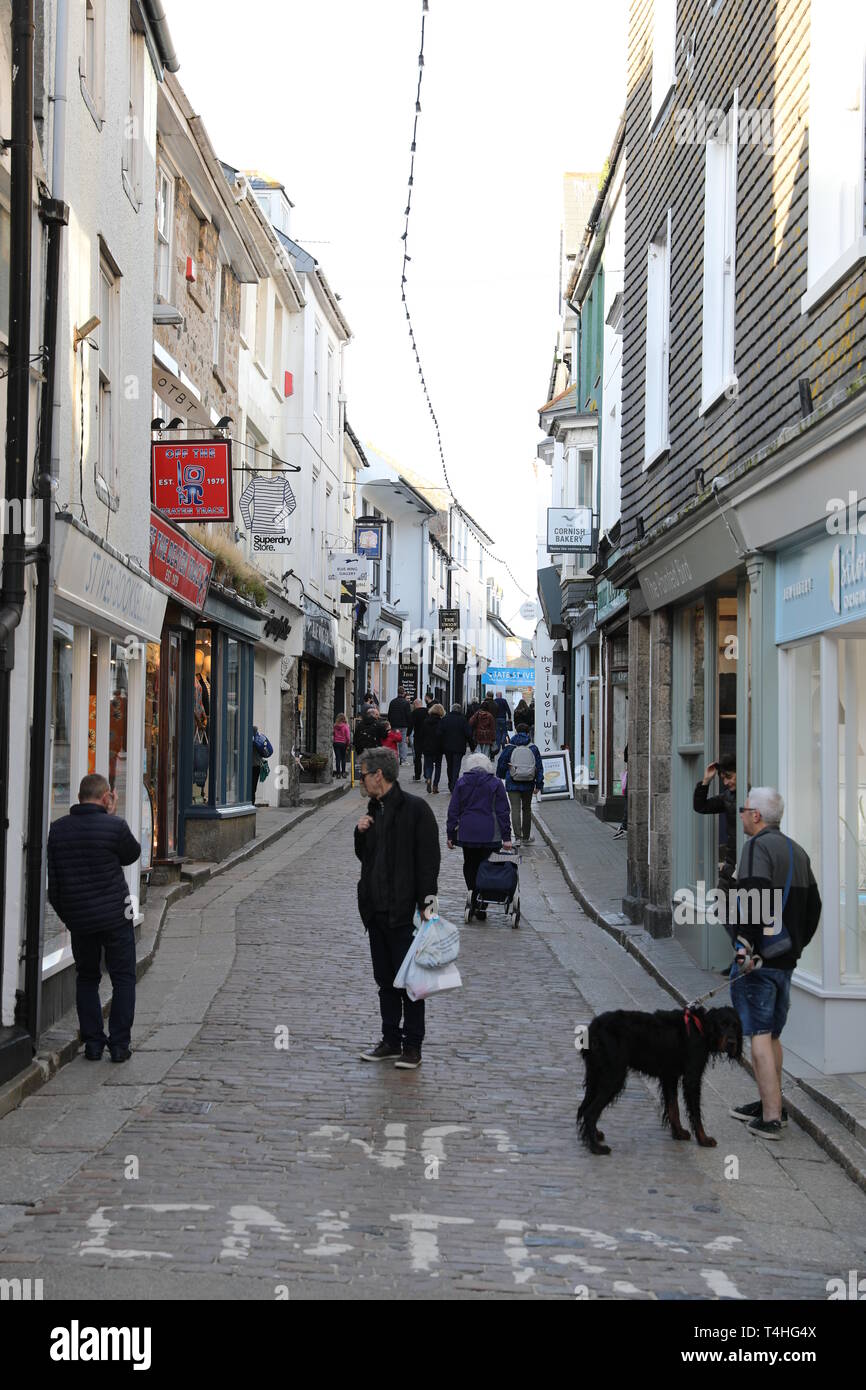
[469,696,497,758]
[728,787,822,1140]
[613,742,628,838]
[355,747,441,1069]
[354,708,386,755]
[446,752,512,920]
[46,773,142,1063]
[694,754,738,889]
[439,702,472,790]
[387,688,412,764]
[421,702,445,793]
[333,712,352,778]
[496,723,544,842]
[409,697,427,781]
[492,692,511,752]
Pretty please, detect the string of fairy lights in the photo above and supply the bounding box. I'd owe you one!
[399,0,531,600]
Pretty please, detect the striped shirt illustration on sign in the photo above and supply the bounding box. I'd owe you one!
[238,476,297,537]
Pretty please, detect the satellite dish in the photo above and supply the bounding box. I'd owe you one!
[519,601,538,621]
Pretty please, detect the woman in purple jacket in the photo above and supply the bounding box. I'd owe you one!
[446,753,512,919]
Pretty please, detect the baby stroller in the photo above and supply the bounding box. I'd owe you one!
[466,847,520,928]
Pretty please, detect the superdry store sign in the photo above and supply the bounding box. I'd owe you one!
[149,512,213,612]
[151,440,233,521]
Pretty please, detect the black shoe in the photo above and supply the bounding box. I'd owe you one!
[359,1041,402,1062]
[747,1117,784,1140]
[731,1099,788,1126]
[426,778,432,792]
[109,1047,132,1064]
[83,1043,105,1061]
[394,1047,422,1070]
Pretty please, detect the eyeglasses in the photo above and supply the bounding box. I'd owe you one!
[738,805,758,815]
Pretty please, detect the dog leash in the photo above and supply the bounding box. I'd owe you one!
[685,963,745,1013]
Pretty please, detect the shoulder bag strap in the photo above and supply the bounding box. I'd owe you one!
[782,836,794,909]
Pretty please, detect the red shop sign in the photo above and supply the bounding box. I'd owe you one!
[149,511,214,612]
[151,439,233,521]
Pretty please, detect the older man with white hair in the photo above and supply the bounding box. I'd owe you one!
[728,787,821,1140]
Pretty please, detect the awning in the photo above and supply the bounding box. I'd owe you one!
[537,565,565,636]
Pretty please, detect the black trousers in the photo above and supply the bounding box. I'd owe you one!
[70,923,137,1051]
[445,750,463,790]
[461,845,494,891]
[413,739,423,780]
[367,914,425,1049]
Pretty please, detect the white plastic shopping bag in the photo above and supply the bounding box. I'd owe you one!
[404,957,462,1002]
[393,920,428,991]
[413,912,460,968]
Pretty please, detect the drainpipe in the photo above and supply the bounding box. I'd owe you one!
[0,0,35,1031]
[20,194,68,1043]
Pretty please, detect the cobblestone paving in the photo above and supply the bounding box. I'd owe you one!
[1,790,865,1300]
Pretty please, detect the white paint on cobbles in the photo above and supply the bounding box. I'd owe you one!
[497,1220,618,1286]
[220,1204,292,1261]
[420,1124,470,1162]
[700,1267,746,1299]
[304,1210,353,1258]
[703,1235,742,1253]
[613,1280,642,1295]
[391,1213,473,1272]
[624,1227,689,1255]
[309,1122,407,1169]
[78,1203,212,1259]
[482,1127,521,1162]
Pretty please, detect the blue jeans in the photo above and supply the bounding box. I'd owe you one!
[495,718,508,750]
[730,963,793,1038]
[70,923,137,1051]
[423,753,442,786]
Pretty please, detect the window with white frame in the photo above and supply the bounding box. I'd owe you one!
[254,278,268,366]
[804,3,866,305]
[81,0,105,122]
[272,299,283,386]
[313,321,321,417]
[650,0,677,127]
[97,252,119,496]
[644,210,672,466]
[701,94,738,410]
[122,27,144,204]
[327,346,335,434]
[213,253,227,374]
[156,166,174,301]
[578,449,594,507]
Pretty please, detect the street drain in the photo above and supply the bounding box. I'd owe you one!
[158,1099,213,1114]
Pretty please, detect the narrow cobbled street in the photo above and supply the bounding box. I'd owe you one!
[1,793,864,1300]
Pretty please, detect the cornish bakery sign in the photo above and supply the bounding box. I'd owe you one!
[777,532,866,643]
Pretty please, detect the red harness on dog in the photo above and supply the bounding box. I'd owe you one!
[683,1008,704,1037]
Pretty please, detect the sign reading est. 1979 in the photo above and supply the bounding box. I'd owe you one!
[151,440,233,521]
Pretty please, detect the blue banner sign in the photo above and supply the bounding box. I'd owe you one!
[483,666,535,684]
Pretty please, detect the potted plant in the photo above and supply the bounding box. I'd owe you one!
[300,753,328,784]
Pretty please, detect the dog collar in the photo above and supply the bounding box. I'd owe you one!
[684,1008,704,1036]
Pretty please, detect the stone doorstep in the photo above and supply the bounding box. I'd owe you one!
[533,806,866,1197]
[0,785,350,1122]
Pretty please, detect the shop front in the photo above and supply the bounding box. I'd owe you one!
[253,593,301,809]
[596,575,630,821]
[774,527,866,1073]
[46,517,168,1019]
[296,599,336,781]
[182,586,263,860]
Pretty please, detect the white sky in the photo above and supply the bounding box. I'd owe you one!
[166,0,627,634]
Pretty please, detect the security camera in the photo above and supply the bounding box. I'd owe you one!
[711,475,724,493]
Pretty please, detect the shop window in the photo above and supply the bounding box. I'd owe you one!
[108,642,130,819]
[156,166,175,302]
[89,636,99,774]
[50,622,75,820]
[193,628,213,803]
[838,639,866,983]
[222,635,240,804]
[685,603,705,744]
[786,640,823,979]
[144,642,160,853]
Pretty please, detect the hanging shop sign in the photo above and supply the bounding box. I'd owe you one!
[148,511,213,612]
[303,598,336,667]
[438,608,460,633]
[354,522,383,559]
[596,576,629,625]
[776,529,866,643]
[534,619,557,754]
[398,660,420,700]
[239,473,296,554]
[547,506,596,554]
[151,440,233,521]
[328,551,369,583]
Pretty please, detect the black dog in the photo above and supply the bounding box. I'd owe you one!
[577,1006,742,1155]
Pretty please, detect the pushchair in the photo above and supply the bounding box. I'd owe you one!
[465,847,520,928]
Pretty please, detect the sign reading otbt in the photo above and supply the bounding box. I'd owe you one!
[151,440,233,522]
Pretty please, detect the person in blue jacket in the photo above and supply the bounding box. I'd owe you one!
[496,723,544,843]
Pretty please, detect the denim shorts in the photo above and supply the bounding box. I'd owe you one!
[730,963,793,1038]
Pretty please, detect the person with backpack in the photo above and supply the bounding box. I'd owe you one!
[446,752,513,920]
[387,688,412,764]
[251,727,274,803]
[728,787,821,1141]
[496,722,544,843]
[354,709,385,756]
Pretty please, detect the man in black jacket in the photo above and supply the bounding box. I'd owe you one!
[355,747,440,1069]
[409,698,427,781]
[694,755,737,888]
[728,787,821,1141]
[47,773,142,1062]
[387,688,412,765]
[439,703,471,791]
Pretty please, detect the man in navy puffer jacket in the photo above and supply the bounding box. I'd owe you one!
[47,773,141,1062]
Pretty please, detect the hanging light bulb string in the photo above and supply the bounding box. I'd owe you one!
[400,0,531,600]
